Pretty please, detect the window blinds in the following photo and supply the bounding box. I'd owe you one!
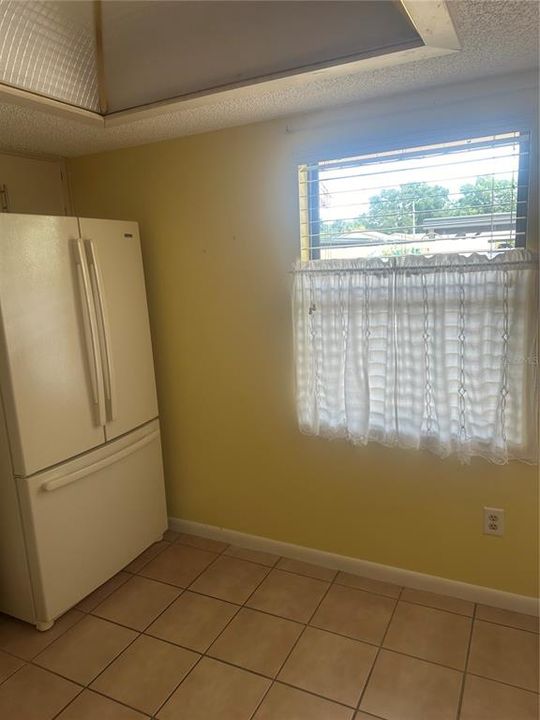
[299,132,529,260]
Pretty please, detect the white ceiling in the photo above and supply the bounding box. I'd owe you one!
[0,0,537,158]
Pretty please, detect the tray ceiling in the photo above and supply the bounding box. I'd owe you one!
[0,1,537,157]
[101,1,421,113]
[0,0,426,117]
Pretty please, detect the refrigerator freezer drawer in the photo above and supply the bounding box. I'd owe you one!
[18,420,167,624]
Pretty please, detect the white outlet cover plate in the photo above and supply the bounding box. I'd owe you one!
[484,507,505,536]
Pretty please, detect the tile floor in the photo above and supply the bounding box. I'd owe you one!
[0,531,538,720]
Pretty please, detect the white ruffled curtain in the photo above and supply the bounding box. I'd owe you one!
[293,250,538,464]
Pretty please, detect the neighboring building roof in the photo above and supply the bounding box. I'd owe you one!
[422,212,514,233]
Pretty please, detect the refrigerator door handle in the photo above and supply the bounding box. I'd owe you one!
[40,429,160,492]
[85,238,116,422]
[74,239,106,427]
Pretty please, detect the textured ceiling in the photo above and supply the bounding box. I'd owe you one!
[0,1,538,158]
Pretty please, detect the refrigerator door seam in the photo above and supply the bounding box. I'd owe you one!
[13,416,159,480]
[40,429,160,492]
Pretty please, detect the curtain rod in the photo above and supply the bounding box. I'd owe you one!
[291,260,537,275]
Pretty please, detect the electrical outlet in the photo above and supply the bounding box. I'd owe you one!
[484,507,504,536]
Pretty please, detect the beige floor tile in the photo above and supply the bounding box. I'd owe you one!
[460,674,540,720]
[157,657,270,720]
[146,590,238,652]
[0,650,24,683]
[34,615,137,685]
[400,588,474,616]
[247,569,329,622]
[279,626,377,706]
[383,601,471,669]
[468,620,539,692]
[177,533,229,554]
[276,558,337,582]
[0,610,83,660]
[355,713,381,719]
[208,607,303,677]
[224,546,280,567]
[360,650,462,720]
[140,544,217,588]
[124,541,169,573]
[92,634,199,715]
[55,690,147,719]
[0,665,80,720]
[253,682,354,720]
[163,529,180,543]
[476,604,539,633]
[311,584,395,644]
[92,575,180,630]
[336,572,401,599]
[190,556,269,604]
[76,572,131,613]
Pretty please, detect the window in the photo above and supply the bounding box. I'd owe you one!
[299,132,529,261]
[293,132,537,464]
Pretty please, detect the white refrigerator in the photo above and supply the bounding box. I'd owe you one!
[0,214,167,630]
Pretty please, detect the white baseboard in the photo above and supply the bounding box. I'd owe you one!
[169,516,539,617]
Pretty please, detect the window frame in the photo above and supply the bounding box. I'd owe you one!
[299,130,530,261]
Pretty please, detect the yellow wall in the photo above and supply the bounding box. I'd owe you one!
[69,72,539,597]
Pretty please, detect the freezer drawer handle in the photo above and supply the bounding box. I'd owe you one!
[40,430,159,492]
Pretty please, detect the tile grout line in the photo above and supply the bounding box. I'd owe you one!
[32,536,230,720]
[102,535,538,627]
[105,538,241,718]
[142,615,532,692]
[150,539,278,719]
[0,658,26,688]
[3,591,536,713]
[43,623,143,719]
[172,576,535,690]
[455,602,477,720]
[176,534,529,621]
[0,607,89,666]
[76,540,540,714]
[28,532,534,630]
[354,585,403,715]
[53,685,153,720]
[1,533,537,716]
[464,671,540,695]
[127,556,489,622]
[50,686,87,720]
[473,615,540,637]
[124,536,174,574]
[246,560,339,719]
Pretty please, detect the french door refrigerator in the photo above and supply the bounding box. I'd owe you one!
[0,214,167,630]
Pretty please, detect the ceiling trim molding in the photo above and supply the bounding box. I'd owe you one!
[105,39,426,127]
[0,0,460,131]
[94,0,108,115]
[401,0,461,51]
[0,83,104,127]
